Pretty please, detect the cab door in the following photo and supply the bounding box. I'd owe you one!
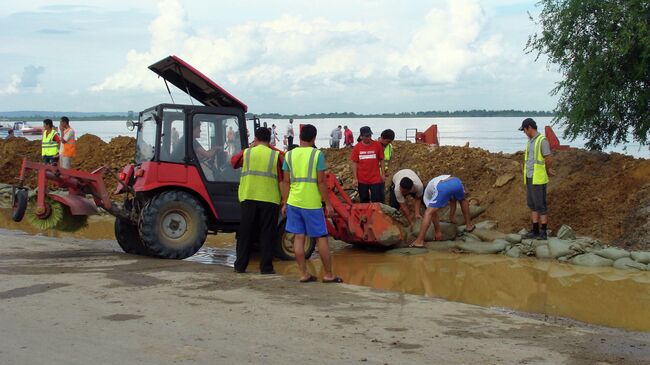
[189,110,247,223]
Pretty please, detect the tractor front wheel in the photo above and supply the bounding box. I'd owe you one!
[139,191,207,259]
[115,217,157,256]
[275,218,316,260]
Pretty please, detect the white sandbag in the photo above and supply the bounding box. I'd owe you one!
[463,232,482,242]
[410,220,457,242]
[425,241,458,251]
[593,247,630,261]
[613,257,647,271]
[518,228,528,236]
[505,234,522,244]
[457,239,508,254]
[474,220,498,231]
[630,251,650,264]
[547,238,574,258]
[535,245,552,259]
[472,229,506,242]
[556,225,576,240]
[570,253,614,267]
[505,246,522,258]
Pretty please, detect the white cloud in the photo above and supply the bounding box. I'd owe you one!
[0,65,45,95]
[92,0,501,95]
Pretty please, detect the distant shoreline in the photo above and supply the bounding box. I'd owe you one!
[1,110,555,121]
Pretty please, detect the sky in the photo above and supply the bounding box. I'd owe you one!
[0,0,560,114]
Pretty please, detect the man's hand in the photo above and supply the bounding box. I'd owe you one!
[281,204,287,217]
[434,230,443,241]
[325,203,334,217]
[415,212,423,220]
[548,167,556,177]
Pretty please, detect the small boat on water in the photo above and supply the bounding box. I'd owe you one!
[5,121,44,135]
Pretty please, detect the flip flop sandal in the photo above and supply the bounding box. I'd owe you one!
[322,276,343,283]
[466,225,476,233]
[299,274,317,283]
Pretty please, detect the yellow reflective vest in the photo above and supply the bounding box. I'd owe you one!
[238,145,281,204]
[41,130,59,157]
[524,135,549,185]
[383,143,393,171]
[286,147,322,209]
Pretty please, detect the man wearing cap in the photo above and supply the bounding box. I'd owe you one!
[520,118,555,240]
[351,126,385,203]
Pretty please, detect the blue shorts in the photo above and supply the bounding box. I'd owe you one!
[285,204,328,237]
[428,177,465,209]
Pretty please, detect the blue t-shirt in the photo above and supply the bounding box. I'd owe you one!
[282,150,326,172]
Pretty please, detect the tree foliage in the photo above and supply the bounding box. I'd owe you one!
[527,0,650,150]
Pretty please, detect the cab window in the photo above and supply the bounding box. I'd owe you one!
[192,114,242,182]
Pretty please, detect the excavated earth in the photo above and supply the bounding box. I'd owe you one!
[1,136,649,249]
[324,141,650,250]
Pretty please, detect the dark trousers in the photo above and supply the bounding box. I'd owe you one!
[43,156,58,165]
[235,200,279,273]
[358,183,385,203]
[287,136,294,147]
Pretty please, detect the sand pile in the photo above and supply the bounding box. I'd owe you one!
[324,141,650,249]
[0,135,135,193]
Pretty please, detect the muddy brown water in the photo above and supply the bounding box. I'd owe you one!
[2,208,649,332]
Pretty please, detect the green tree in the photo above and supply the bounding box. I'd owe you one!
[527,0,650,150]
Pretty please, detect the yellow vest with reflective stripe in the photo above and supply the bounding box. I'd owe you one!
[286,147,322,209]
[383,143,392,171]
[524,135,549,185]
[41,130,58,157]
[238,145,280,204]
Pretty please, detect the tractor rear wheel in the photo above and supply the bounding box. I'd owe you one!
[139,191,207,259]
[275,218,316,260]
[11,189,28,222]
[115,217,157,256]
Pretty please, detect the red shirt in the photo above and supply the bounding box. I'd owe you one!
[351,140,384,184]
[344,129,354,145]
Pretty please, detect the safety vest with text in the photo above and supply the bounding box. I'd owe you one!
[61,128,76,157]
[238,145,281,204]
[524,135,549,185]
[41,130,58,157]
[286,147,322,209]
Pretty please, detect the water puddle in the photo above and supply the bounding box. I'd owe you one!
[2,207,649,332]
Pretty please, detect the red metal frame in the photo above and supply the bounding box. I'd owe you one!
[17,158,109,216]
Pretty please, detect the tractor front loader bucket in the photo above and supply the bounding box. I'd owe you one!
[325,173,408,247]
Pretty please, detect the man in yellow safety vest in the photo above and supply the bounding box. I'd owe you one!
[281,124,342,283]
[520,118,556,240]
[41,118,60,165]
[378,129,395,173]
[232,127,283,274]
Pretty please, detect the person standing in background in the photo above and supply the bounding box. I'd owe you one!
[5,129,15,140]
[271,124,279,147]
[286,119,295,147]
[378,129,395,173]
[520,118,555,240]
[330,125,342,148]
[58,116,76,169]
[351,126,384,203]
[41,118,60,165]
[343,125,353,148]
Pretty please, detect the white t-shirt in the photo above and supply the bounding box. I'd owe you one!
[392,169,424,203]
[423,175,451,205]
[287,123,294,137]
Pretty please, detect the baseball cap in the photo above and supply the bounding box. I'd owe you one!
[518,118,537,131]
[360,126,372,137]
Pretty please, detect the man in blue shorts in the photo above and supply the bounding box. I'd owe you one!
[411,175,475,247]
[280,124,343,283]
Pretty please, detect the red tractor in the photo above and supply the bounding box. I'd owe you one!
[11,56,407,261]
[12,56,315,260]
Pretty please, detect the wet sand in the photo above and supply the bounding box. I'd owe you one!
[1,229,649,364]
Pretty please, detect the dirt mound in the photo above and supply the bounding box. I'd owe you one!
[324,141,650,249]
[0,135,135,194]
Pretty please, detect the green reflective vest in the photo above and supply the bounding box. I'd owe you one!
[238,145,281,204]
[383,143,393,171]
[524,135,549,185]
[286,147,322,209]
[41,129,58,157]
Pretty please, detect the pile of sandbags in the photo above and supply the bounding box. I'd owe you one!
[386,222,650,272]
